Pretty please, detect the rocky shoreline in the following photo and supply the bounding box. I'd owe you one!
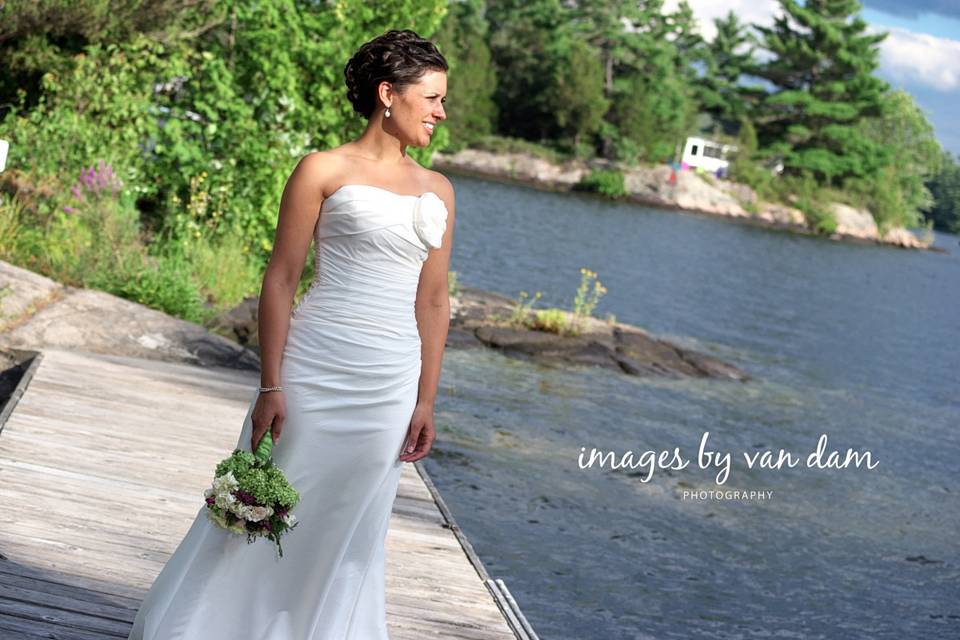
[1,259,748,382]
[430,147,934,250]
[216,284,749,381]
[446,285,749,380]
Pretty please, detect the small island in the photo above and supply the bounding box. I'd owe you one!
[447,285,748,381]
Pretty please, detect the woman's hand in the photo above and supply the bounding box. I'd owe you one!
[251,392,285,453]
[399,402,436,462]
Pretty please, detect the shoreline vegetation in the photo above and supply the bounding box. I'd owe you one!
[0,258,749,382]
[430,144,936,251]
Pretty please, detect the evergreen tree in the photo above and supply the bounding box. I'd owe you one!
[924,151,960,233]
[751,0,890,185]
[568,0,696,160]
[609,67,693,163]
[659,0,703,83]
[550,38,609,154]
[434,0,498,151]
[696,11,762,133]
[485,0,567,141]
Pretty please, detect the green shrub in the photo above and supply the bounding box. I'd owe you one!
[88,251,211,324]
[172,226,262,313]
[575,169,627,198]
[772,172,838,236]
[38,161,144,284]
[530,307,575,335]
[0,192,24,258]
[508,290,541,326]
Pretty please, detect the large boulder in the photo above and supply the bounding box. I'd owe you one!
[0,260,62,331]
[0,260,259,369]
[755,202,807,227]
[881,226,930,249]
[623,165,749,217]
[831,203,879,239]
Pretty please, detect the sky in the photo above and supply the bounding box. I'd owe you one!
[663,0,960,156]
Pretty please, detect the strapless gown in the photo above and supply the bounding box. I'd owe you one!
[127,184,449,640]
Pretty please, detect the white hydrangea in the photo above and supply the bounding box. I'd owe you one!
[214,491,238,511]
[212,471,239,495]
[281,513,297,527]
[246,505,274,522]
[230,503,251,519]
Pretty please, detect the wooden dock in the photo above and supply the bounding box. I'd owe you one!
[0,347,531,639]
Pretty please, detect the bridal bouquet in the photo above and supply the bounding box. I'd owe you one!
[203,433,300,557]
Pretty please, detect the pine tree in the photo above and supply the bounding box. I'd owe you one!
[486,0,568,141]
[568,0,697,160]
[696,11,762,133]
[434,0,499,151]
[751,0,890,185]
[550,38,609,154]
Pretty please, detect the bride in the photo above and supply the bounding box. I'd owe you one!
[128,28,455,639]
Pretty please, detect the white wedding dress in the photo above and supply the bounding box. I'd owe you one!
[127,184,449,640]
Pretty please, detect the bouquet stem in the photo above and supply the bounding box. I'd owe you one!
[255,432,274,462]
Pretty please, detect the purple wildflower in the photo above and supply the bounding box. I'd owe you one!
[70,160,123,203]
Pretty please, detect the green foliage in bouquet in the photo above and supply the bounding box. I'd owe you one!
[205,434,300,557]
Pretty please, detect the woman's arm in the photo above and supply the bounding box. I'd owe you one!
[400,175,456,462]
[251,152,330,449]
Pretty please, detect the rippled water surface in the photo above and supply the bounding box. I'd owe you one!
[422,175,960,639]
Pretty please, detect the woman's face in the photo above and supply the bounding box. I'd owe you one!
[381,70,447,147]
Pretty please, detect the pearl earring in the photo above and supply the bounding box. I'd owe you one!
[385,106,391,118]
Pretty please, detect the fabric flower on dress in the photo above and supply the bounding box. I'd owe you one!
[412,192,448,249]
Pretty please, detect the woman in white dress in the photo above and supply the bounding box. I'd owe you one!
[128,29,455,639]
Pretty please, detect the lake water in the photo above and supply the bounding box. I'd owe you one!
[423,174,960,639]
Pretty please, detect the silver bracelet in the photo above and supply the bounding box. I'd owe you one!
[258,385,284,393]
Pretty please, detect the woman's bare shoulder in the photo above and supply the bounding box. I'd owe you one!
[425,168,454,201]
[292,150,346,194]
[297,149,345,173]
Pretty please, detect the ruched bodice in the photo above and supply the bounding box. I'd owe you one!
[291,184,441,340]
[128,182,449,640]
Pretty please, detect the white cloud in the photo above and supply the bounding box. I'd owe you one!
[875,26,960,91]
[669,1,960,92]
[662,0,780,41]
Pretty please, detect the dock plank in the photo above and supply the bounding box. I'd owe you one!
[0,348,518,639]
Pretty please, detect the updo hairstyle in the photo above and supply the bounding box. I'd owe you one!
[344,29,448,120]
